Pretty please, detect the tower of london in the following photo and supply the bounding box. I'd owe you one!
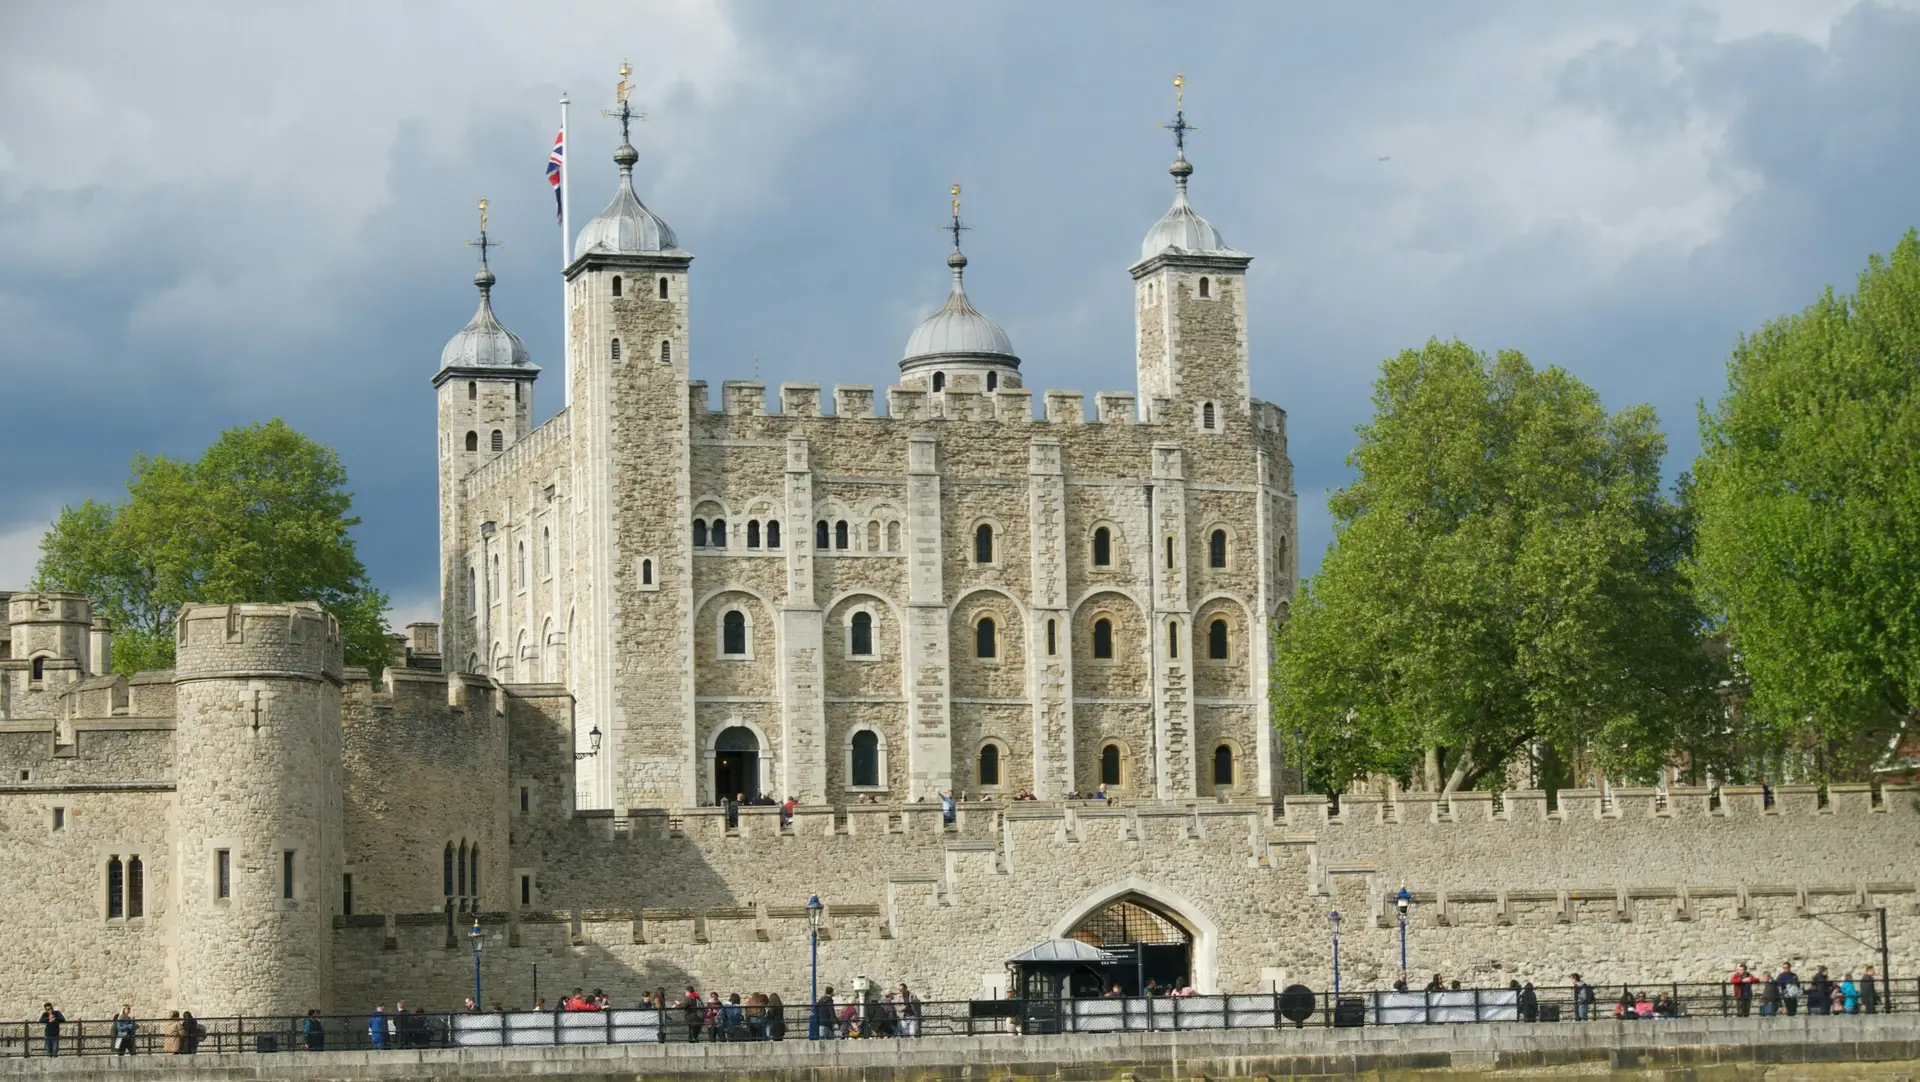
[1,94,1913,1021]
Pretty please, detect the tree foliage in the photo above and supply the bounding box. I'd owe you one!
[35,420,390,674]
[1273,341,1726,793]
[1691,231,1920,777]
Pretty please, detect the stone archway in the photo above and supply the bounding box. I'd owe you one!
[1049,876,1220,994]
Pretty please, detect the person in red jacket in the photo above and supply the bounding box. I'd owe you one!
[1730,963,1758,1017]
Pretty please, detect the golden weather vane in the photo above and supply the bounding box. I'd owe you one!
[615,59,633,103]
[604,59,646,143]
[466,197,499,266]
[951,182,961,220]
[1163,72,1197,154]
[945,182,968,250]
[1174,72,1184,109]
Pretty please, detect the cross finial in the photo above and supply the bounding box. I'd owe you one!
[603,59,647,144]
[946,182,968,250]
[464,197,499,268]
[1162,72,1198,156]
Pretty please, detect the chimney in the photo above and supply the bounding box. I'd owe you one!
[88,615,113,677]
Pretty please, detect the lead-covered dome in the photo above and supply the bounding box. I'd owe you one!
[1140,156,1241,261]
[901,251,1018,366]
[575,142,681,257]
[440,265,535,371]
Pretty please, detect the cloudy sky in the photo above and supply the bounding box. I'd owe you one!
[2,0,1916,623]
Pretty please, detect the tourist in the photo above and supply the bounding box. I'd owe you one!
[899,983,921,1036]
[1840,972,1860,1015]
[1861,966,1880,1014]
[874,991,900,1037]
[1776,962,1801,1016]
[395,999,415,1047]
[38,1002,63,1057]
[1392,972,1409,992]
[721,993,746,1040]
[1571,973,1594,1021]
[1760,969,1782,1016]
[1519,982,1538,1023]
[813,985,837,1038]
[302,1009,326,1051]
[1653,992,1678,1018]
[113,1004,138,1055]
[705,991,725,1040]
[1808,966,1834,1014]
[164,1011,185,1054]
[1614,988,1635,1020]
[768,992,787,1040]
[1729,963,1756,1016]
[681,987,704,1041]
[1633,991,1653,1019]
[1426,973,1446,992]
[181,1011,205,1053]
[369,1005,390,1049]
[1103,982,1124,998]
[782,796,797,827]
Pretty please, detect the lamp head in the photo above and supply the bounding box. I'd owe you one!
[1329,910,1342,933]
[807,894,824,929]
[1396,887,1412,915]
[588,725,603,755]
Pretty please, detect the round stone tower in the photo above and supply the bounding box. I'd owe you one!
[172,602,344,1016]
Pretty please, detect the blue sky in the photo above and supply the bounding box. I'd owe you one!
[2,1,1916,624]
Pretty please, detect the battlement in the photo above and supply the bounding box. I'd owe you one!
[6,591,92,628]
[174,601,343,679]
[462,407,571,500]
[1282,784,1919,829]
[682,380,1252,430]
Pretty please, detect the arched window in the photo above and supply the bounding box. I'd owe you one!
[467,566,476,608]
[835,520,849,550]
[866,521,880,551]
[106,856,124,919]
[658,276,669,299]
[711,519,728,548]
[468,844,479,898]
[850,611,874,656]
[513,381,521,402]
[443,843,454,897]
[1092,526,1111,567]
[766,520,781,549]
[31,656,44,681]
[1100,744,1122,786]
[491,430,504,452]
[492,554,501,597]
[932,372,946,392]
[886,521,900,551]
[987,372,998,392]
[1092,617,1113,659]
[1278,535,1288,572]
[457,843,468,900]
[693,519,708,547]
[1208,618,1228,660]
[850,730,880,787]
[722,610,747,656]
[975,617,997,659]
[816,520,830,550]
[979,744,1001,787]
[660,340,672,364]
[1046,618,1057,655]
[642,558,654,585]
[747,520,761,549]
[1202,402,1216,430]
[465,431,478,452]
[974,523,994,564]
[518,542,527,584]
[127,856,143,918]
[1209,529,1228,569]
[467,380,477,400]
[1198,276,1211,299]
[611,275,622,297]
[1213,745,1234,786]
[611,337,621,361]
[1167,619,1179,658]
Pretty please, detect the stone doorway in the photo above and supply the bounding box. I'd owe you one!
[1065,894,1194,996]
[713,725,760,802]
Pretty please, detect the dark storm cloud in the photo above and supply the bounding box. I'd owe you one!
[1,1,1914,615]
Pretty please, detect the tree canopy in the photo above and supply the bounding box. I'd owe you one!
[1273,340,1726,793]
[1690,231,1920,778]
[35,419,390,674]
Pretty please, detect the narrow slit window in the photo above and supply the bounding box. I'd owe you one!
[52,807,65,831]
[283,850,296,900]
[469,845,478,899]
[987,372,998,391]
[722,611,747,656]
[1092,618,1113,659]
[611,337,621,361]
[766,520,781,548]
[216,849,232,900]
[31,657,44,681]
[342,873,354,916]
[850,612,874,656]
[1092,527,1111,567]
[520,875,532,906]
[658,277,669,299]
[467,380,477,400]
[107,856,124,919]
[1209,529,1228,569]
[1202,402,1216,430]
[1168,620,1179,659]
[519,786,530,813]
[974,523,994,564]
[127,856,143,917]
[660,340,672,364]
[1198,276,1210,298]
[975,617,997,659]
[979,744,1001,787]
[1046,618,1057,656]
[642,558,654,585]
[611,275,622,297]
[1165,537,1175,569]
[1208,618,1228,660]
[443,843,454,897]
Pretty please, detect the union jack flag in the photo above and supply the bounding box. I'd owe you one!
[546,130,565,223]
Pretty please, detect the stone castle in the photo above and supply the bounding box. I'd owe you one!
[1,96,1914,1020]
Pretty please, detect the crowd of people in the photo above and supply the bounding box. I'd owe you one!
[1726,962,1884,1017]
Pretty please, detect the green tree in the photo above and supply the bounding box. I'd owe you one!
[1691,232,1920,778]
[35,419,391,674]
[1274,340,1727,793]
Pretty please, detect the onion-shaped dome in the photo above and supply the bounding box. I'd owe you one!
[1140,156,1241,260]
[440,264,534,370]
[901,250,1019,367]
[575,141,681,256]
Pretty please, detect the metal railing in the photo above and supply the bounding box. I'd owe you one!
[4,980,1907,1057]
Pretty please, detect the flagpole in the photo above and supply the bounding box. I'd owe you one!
[560,92,573,409]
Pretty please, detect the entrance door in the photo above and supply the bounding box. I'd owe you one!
[713,726,760,802]
[1065,896,1194,995]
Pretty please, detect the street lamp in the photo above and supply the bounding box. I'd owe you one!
[806,895,825,1040]
[1395,887,1413,974]
[575,725,603,760]
[469,918,484,1010]
[1329,910,1343,1001]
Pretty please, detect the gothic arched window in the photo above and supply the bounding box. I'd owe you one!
[642,558,654,585]
[975,617,997,659]
[443,843,454,898]
[467,380,477,400]
[106,856,124,919]
[127,856,143,918]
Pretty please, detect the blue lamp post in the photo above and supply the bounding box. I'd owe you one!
[469,918,484,1010]
[806,895,824,1039]
[1329,910,1343,1000]
[1395,887,1413,974]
